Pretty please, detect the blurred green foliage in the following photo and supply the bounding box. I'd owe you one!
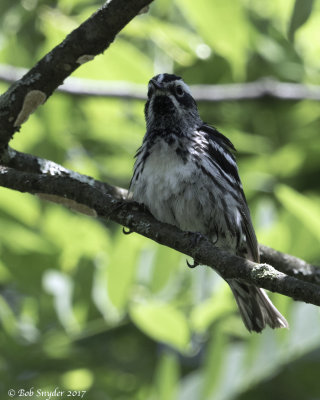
[0,0,320,399]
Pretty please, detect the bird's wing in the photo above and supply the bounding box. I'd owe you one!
[200,124,259,262]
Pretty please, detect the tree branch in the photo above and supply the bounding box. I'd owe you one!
[1,63,320,102]
[0,0,153,151]
[4,148,320,286]
[1,149,319,307]
[260,245,320,285]
[0,0,319,310]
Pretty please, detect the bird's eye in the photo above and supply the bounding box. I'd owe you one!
[175,85,184,96]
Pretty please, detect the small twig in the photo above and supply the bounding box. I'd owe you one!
[260,244,320,285]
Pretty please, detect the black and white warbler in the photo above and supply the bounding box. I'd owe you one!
[129,73,288,333]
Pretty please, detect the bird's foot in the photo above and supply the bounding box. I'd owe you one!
[185,232,205,268]
[122,227,133,235]
[186,259,199,268]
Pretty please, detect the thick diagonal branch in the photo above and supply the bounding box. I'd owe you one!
[3,149,320,286]
[0,0,153,151]
[0,150,319,307]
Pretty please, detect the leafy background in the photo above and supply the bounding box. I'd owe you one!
[0,0,320,399]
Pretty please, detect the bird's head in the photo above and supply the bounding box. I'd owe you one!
[144,73,201,131]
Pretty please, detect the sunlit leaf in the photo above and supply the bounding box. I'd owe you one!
[150,244,182,294]
[124,16,206,65]
[200,326,228,400]
[288,0,315,41]
[0,219,53,253]
[176,0,251,78]
[153,350,180,400]
[92,257,122,323]
[190,286,235,333]
[130,301,190,352]
[43,269,80,333]
[106,230,140,313]
[43,205,110,270]
[275,184,320,241]
[295,6,320,76]
[73,38,154,82]
[0,189,40,226]
[42,331,72,359]
[61,368,94,391]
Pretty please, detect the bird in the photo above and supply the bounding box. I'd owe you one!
[129,73,288,333]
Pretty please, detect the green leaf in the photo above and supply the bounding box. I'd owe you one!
[130,301,190,352]
[0,260,11,283]
[288,0,315,41]
[151,244,182,293]
[43,270,80,334]
[61,368,93,391]
[200,326,228,400]
[106,231,140,313]
[0,188,40,226]
[190,285,235,333]
[124,16,205,66]
[43,206,110,270]
[275,184,320,241]
[0,219,52,254]
[293,5,320,72]
[153,350,180,400]
[73,38,153,82]
[176,0,251,78]
[0,295,17,336]
[92,257,120,324]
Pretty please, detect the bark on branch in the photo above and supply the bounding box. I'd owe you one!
[1,149,319,307]
[0,0,153,151]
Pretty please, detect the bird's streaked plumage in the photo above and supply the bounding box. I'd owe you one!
[129,73,288,332]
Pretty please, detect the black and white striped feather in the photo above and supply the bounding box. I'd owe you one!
[129,73,288,332]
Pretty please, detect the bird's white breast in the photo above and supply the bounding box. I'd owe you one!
[132,139,217,234]
[133,140,195,203]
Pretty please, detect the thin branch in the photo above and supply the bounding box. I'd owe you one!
[0,64,147,100]
[0,0,154,151]
[260,245,320,285]
[1,64,320,102]
[1,149,319,307]
[190,79,320,102]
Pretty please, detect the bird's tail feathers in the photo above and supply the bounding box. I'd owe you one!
[228,279,289,333]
